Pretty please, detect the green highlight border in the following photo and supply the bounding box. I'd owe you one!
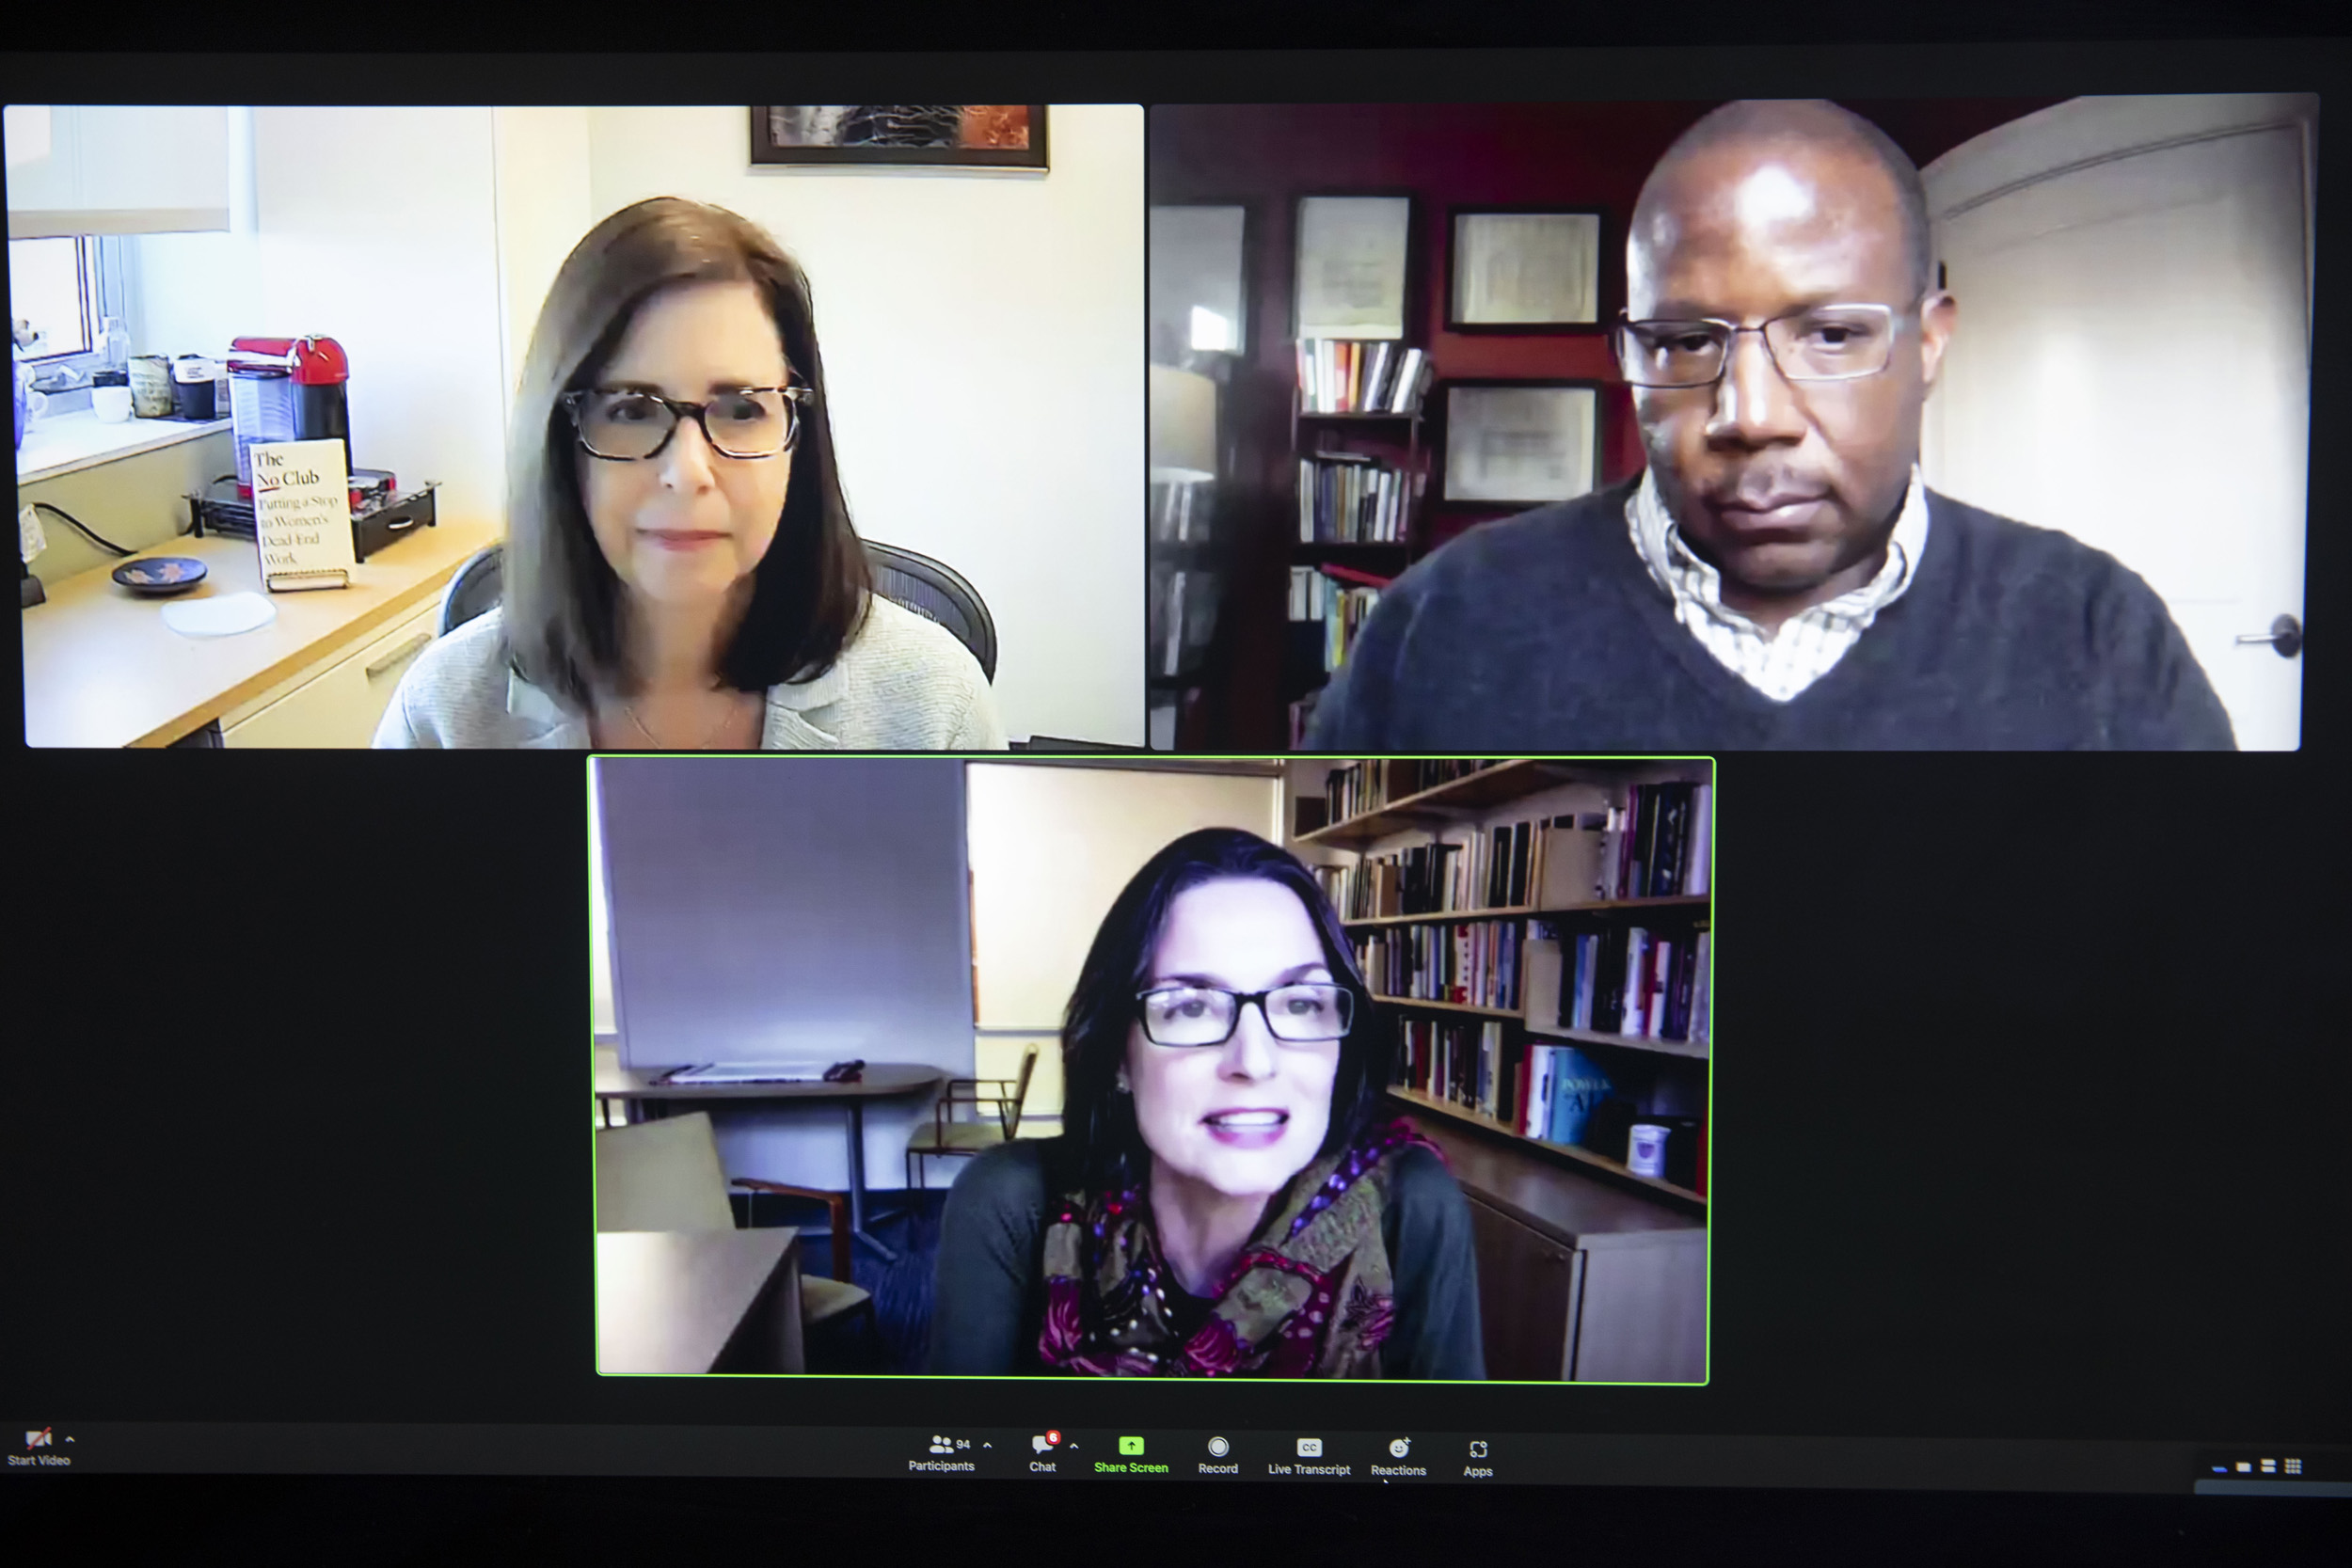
[587,751,1715,1386]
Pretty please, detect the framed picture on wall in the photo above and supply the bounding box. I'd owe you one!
[1150,202,1250,360]
[1295,195,1412,341]
[1447,209,1604,330]
[750,106,1048,169]
[1440,381,1602,505]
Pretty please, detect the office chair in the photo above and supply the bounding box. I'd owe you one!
[905,1044,1040,1190]
[432,540,994,684]
[864,541,996,683]
[595,1112,878,1341]
[438,544,503,636]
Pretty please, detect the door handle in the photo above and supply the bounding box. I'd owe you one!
[365,631,434,677]
[2233,614,2303,658]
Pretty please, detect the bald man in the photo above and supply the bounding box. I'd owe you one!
[1304,100,2234,751]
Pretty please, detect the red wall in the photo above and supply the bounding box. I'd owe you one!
[1153,99,2066,746]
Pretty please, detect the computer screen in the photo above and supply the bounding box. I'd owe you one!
[7,17,2344,1560]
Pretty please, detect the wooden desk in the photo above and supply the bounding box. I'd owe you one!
[21,515,500,748]
[596,1228,805,1375]
[594,1050,947,1262]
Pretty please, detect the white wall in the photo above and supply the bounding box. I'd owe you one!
[964,763,1282,1031]
[249,107,511,531]
[581,105,1146,745]
[490,107,595,431]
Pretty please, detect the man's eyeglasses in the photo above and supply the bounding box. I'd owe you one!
[1611,302,1913,389]
[562,386,815,461]
[1135,984,1355,1048]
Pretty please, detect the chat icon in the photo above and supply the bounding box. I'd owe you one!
[1031,1434,1052,1453]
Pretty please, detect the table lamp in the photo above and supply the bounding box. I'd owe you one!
[1149,364,1217,484]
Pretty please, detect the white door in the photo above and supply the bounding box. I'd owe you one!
[1921,95,2313,751]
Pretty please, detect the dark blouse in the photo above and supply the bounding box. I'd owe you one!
[925,1138,1486,1378]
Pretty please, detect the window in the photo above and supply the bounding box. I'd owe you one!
[8,236,94,359]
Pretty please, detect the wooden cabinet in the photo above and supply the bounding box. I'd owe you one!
[1409,1109,1708,1383]
[6,105,232,238]
[222,601,438,749]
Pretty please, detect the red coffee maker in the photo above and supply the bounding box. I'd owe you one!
[228,335,350,499]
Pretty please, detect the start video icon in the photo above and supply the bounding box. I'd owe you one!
[25,1429,53,1449]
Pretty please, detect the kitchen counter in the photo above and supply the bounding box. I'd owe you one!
[16,409,232,485]
[22,515,501,748]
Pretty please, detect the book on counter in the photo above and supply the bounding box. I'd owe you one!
[250,437,358,592]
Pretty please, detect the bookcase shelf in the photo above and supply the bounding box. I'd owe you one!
[1376,992,1709,1059]
[1343,895,1709,929]
[1301,757,1605,847]
[1373,994,1522,1020]
[1387,1085,1707,1210]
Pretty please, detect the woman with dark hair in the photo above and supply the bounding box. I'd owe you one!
[929,828,1484,1377]
[375,197,1004,748]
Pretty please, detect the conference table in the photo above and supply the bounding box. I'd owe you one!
[596,1228,805,1375]
[593,1046,946,1261]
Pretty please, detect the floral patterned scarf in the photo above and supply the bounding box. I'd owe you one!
[1037,1117,1438,1377]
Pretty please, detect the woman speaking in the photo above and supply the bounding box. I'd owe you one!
[929,829,1485,1378]
[377,198,1004,749]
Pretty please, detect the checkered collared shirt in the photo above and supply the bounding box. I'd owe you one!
[1626,467,1931,703]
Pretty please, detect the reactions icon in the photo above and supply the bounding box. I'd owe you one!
[1389,1438,1412,1458]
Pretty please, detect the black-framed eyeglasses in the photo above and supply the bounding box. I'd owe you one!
[1135,984,1355,1048]
[561,385,815,460]
[1611,300,1919,389]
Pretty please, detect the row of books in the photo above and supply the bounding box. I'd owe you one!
[1286,568,1382,673]
[1395,1016,1508,1122]
[1320,801,1715,922]
[1355,919,1529,1012]
[1296,452,1411,543]
[1524,925,1713,1045]
[1296,339,1434,416]
[1614,783,1714,900]
[1318,759,1506,828]
[1394,1021,1619,1148]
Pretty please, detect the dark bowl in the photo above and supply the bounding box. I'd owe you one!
[112,557,210,596]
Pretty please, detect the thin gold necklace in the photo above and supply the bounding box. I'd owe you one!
[619,689,750,751]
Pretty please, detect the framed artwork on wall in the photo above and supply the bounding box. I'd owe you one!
[1447,209,1605,331]
[1150,202,1250,361]
[750,106,1048,169]
[1295,195,1412,341]
[1440,381,1602,505]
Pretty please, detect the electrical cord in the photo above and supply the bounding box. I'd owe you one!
[31,500,137,559]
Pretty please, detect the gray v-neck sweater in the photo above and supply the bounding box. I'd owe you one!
[1303,481,2236,752]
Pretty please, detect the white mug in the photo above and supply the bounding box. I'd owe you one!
[93,385,134,422]
[1627,1123,1669,1179]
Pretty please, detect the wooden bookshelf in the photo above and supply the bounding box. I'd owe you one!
[1377,992,1708,1059]
[1373,994,1521,1020]
[1530,1024,1710,1062]
[1388,1085,1707,1211]
[1343,895,1710,929]
[1302,757,1582,847]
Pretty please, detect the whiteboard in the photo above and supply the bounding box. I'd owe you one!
[597,756,973,1071]
[966,764,1281,1030]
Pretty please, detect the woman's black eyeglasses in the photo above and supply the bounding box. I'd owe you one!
[562,385,816,461]
[1135,984,1355,1048]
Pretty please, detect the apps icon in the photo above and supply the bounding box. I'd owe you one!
[1389,1438,1412,1458]
[1296,1437,1324,1457]
[1119,1435,1145,1456]
[1207,1436,1231,1458]
[1469,1440,1489,1458]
